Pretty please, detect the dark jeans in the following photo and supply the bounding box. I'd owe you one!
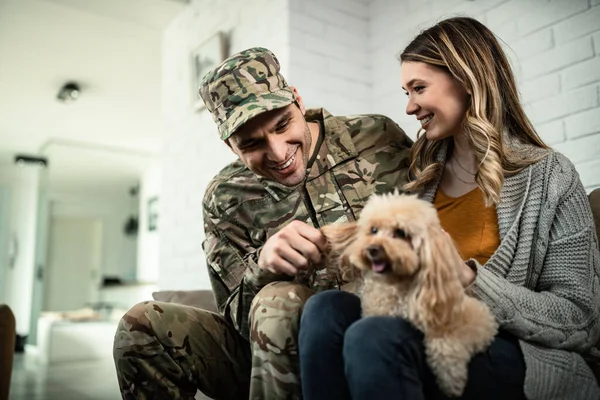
[299,290,526,400]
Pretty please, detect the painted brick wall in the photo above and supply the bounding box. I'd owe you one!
[288,0,372,115]
[371,0,600,191]
[160,0,290,290]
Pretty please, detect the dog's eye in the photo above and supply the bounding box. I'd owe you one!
[394,229,407,239]
[371,226,378,234]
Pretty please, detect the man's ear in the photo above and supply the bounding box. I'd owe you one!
[225,138,240,157]
[290,86,306,114]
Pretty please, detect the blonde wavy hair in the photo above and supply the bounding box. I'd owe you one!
[400,17,548,205]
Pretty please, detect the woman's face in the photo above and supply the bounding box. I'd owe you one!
[401,61,470,141]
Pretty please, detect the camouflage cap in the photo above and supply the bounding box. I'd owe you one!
[198,47,297,141]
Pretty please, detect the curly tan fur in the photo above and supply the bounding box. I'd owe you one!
[321,193,498,397]
[320,222,360,284]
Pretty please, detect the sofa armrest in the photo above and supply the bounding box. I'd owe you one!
[152,290,218,313]
[589,188,600,243]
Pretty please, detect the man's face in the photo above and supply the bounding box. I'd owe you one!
[228,101,313,187]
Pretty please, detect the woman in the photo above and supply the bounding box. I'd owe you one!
[299,17,600,400]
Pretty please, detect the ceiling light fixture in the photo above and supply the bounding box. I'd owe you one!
[56,82,80,103]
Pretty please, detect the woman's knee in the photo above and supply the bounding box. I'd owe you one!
[344,316,423,362]
[302,290,360,324]
[467,333,526,389]
[300,290,361,345]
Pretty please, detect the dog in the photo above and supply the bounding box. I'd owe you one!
[320,192,498,397]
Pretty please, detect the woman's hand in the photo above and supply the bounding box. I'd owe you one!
[458,262,476,287]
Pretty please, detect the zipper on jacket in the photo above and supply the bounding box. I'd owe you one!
[301,184,320,227]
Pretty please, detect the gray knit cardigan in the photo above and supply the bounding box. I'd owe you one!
[420,141,600,399]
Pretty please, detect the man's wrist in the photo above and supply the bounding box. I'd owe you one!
[246,250,289,286]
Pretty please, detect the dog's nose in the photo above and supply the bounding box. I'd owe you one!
[366,245,382,260]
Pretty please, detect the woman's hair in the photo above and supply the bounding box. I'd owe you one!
[400,17,548,205]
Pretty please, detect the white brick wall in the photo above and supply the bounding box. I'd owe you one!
[520,73,560,104]
[371,0,600,192]
[520,36,593,79]
[288,0,372,115]
[160,0,600,290]
[160,0,291,290]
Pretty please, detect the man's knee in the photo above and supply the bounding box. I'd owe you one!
[113,301,156,358]
[113,301,193,359]
[249,282,314,346]
[251,281,314,319]
[254,281,313,304]
[114,300,162,335]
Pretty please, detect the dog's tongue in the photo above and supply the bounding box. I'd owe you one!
[372,261,388,272]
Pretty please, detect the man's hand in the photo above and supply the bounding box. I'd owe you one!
[259,220,326,276]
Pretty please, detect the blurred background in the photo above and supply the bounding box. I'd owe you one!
[1,0,598,398]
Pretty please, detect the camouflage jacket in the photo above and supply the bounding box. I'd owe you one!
[202,108,412,339]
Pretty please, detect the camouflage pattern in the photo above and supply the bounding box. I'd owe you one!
[113,300,251,400]
[198,47,296,140]
[199,109,412,399]
[113,281,312,400]
[203,107,413,343]
[113,108,412,399]
[248,282,314,400]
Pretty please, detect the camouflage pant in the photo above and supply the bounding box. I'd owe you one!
[113,282,314,400]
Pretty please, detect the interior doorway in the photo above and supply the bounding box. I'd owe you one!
[44,216,103,312]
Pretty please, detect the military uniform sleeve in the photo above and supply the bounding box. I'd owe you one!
[384,116,414,149]
[202,201,291,339]
[374,115,413,189]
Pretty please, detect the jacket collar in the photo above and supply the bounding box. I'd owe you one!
[420,137,538,240]
[258,108,357,201]
[305,108,358,179]
[420,136,552,277]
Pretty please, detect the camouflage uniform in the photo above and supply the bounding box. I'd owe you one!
[113,47,412,400]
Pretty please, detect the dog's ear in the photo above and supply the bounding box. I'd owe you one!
[321,221,358,256]
[320,222,359,283]
[411,227,464,331]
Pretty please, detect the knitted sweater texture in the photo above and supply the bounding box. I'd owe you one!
[421,142,600,399]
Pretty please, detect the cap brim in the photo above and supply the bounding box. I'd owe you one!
[218,88,296,140]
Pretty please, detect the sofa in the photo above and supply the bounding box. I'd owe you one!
[152,289,218,313]
[0,304,16,400]
[153,189,600,382]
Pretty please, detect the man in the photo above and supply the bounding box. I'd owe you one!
[113,47,412,400]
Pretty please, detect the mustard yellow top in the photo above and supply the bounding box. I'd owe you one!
[433,188,500,265]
